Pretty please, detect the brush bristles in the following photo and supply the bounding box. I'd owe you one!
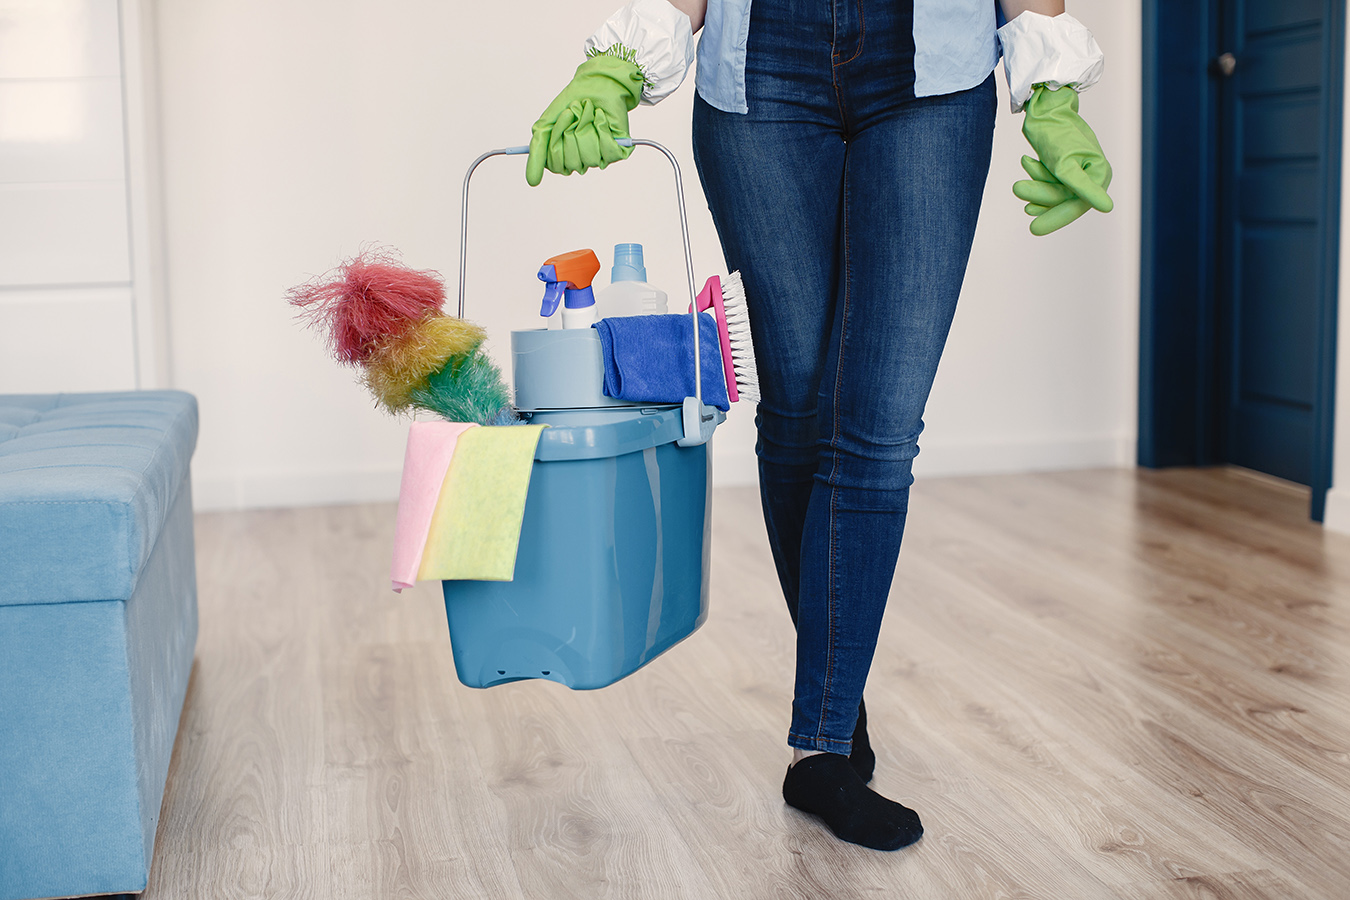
[720,271,761,403]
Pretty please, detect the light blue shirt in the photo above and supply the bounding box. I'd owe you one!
[695,0,1001,114]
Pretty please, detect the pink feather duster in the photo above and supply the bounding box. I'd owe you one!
[287,249,445,364]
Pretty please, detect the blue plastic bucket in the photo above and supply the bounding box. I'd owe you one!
[441,405,711,689]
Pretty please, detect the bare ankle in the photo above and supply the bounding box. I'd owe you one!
[791,748,828,767]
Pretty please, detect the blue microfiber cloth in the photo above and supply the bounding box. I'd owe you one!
[593,313,730,411]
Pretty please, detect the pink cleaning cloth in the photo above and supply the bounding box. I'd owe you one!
[390,421,478,591]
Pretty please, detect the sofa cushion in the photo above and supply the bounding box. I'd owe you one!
[0,391,198,606]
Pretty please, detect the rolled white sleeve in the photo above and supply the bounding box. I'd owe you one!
[585,0,697,105]
[998,12,1104,113]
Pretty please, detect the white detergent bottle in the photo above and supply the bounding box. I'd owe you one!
[594,243,668,319]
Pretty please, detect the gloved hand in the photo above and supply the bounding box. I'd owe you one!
[526,53,645,187]
[1013,85,1113,236]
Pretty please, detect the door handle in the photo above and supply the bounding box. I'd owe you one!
[1215,52,1237,77]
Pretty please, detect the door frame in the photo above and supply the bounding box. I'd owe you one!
[1139,0,1344,520]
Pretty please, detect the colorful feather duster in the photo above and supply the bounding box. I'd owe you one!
[288,249,517,425]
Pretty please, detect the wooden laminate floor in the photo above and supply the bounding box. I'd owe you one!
[146,467,1350,899]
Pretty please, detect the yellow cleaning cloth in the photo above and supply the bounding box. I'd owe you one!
[416,424,547,582]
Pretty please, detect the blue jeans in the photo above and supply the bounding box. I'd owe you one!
[692,0,997,753]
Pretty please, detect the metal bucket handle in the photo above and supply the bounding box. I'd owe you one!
[458,139,719,446]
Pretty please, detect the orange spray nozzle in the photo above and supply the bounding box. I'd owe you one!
[541,249,601,290]
[538,248,602,317]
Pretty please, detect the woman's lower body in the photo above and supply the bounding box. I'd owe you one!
[691,0,997,849]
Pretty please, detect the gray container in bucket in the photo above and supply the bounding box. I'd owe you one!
[512,328,633,411]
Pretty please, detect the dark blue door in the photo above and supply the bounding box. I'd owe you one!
[1217,0,1339,491]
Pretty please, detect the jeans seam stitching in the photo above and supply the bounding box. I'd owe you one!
[789,732,850,751]
[831,72,848,129]
[817,160,852,749]
[819,480,836,747]
[829,3,847,127]
[834,0,866,66]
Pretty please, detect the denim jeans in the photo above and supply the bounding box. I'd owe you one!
[692,0,997,753]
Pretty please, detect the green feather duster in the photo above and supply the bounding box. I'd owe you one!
[411,348,517,426]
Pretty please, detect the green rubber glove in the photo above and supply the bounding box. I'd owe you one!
[1014,85,1113,236]
[526,53,645,187]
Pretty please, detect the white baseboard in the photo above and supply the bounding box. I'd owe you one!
[712,433,1137,487]
[194,458,758,511]
[192,433,1133,511]
[712,444,758,488]
[913,433,1135,479]
[1324,486,1350,535]
[193,467,403,512]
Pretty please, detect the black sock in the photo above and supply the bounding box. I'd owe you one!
[782,753,923,851]
[850,699,876,783]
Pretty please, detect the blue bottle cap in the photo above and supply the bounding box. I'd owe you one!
[564,285,596,309]
[611,243,647,283]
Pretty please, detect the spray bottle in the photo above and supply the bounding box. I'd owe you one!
[594,243,668,319]
[538,249,602,329]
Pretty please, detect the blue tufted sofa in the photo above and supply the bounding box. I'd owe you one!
[0,391,199,900]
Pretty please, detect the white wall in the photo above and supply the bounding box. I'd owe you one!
[153,0,1142,511]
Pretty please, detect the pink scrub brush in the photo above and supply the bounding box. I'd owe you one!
[288,249,517,426]
[694,272,760,404]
